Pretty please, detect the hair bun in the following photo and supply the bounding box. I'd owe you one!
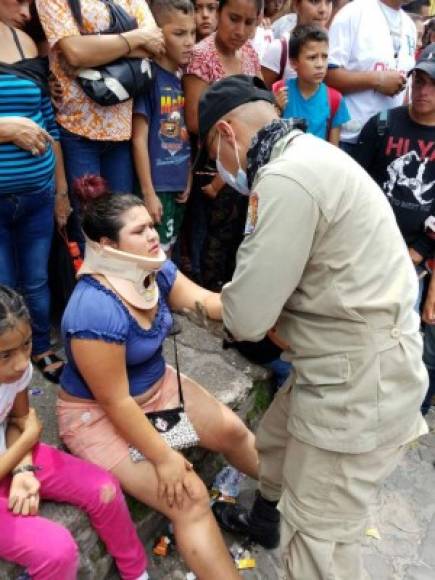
[73,174,109,206]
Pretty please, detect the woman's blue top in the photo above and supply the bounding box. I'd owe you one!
[60,260,177,400]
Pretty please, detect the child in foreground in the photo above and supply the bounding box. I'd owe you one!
[132,0,195,255]
[0,285,148,580]
[274,24,349,145]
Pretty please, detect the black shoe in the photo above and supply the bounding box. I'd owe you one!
[212,493,280,549]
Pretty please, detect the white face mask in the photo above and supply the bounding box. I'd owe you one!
[216,131,251,196]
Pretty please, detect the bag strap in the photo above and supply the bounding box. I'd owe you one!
[326,85,341,135]
[377,109,390,137]
[279,37,287,80]
[172,332,185,408]
[9,27,26,60]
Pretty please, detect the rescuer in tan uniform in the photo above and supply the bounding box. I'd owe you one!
[196,75,428,579]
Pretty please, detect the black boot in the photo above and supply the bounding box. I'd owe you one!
[212,492,280,549]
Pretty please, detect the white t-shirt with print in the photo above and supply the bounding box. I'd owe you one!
[328,0,416,143]
[252,26,275,61]
[261,33,297,82]
[0,363,32,455]
[271,13,297,39]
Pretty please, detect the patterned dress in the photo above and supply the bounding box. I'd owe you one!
[36,0,156,141]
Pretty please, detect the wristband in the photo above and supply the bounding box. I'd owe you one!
[12,464,41,477]
[119,33,132,55]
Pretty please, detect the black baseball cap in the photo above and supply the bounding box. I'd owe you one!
[195,75,275,168]
[408,42,435,79]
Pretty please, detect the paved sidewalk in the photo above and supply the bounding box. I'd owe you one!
[147,411,435,580]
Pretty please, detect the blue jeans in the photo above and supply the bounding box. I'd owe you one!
[59,126,134,246]
[422,324,435,415]
[263,358,293,391]
[0,187,55,355]
[415,267,435,415]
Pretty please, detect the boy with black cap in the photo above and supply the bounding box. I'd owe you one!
[198,74,428,579]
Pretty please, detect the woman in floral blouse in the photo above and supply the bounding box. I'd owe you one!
[183,0,262,291]
[36,0,164,204]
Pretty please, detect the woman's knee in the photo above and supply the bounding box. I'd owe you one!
[172,474,210,522]
[220,411,251,450]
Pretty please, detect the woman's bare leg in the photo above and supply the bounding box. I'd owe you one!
[112,458,239,580]
[182,376,259,479]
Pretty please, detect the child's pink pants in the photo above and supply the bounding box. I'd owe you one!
[0,443,147,579]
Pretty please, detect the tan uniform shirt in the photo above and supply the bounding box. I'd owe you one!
[222,131,428,454]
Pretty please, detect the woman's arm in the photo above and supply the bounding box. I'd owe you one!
[70,340,171,461]
[132,114,163,224]
[326,68,407,97]
[328,125,341,147]
[0,117,53,152]
[71,339,192,507]
[52,141,72,227]
[57,27,162,68]
[183,75,209,135]
[202,174,225,199]
[168,271,222,320]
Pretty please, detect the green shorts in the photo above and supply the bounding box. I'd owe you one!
[155,191,186,250]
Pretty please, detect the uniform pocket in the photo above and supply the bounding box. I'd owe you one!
[292,354,350,387]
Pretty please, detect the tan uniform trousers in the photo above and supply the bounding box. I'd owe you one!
[256,380,405,580]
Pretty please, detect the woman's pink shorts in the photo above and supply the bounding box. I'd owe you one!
[57,365,180,471]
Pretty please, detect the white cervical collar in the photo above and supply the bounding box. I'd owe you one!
[78,237,166,310]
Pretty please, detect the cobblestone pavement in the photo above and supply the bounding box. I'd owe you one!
[146,410,435,580]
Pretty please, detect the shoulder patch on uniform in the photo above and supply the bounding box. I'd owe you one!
[244,193,259,235]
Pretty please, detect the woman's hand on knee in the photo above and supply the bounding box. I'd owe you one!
[154,449,193,509]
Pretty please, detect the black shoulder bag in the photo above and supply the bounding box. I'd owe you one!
[129,330,199,461]
[74,0,153,106]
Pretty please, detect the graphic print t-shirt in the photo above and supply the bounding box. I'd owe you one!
[134,64,191,192]
[357,106,435,257]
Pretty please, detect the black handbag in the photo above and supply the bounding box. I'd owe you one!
[129,330,199,461]
[74,0,153,106]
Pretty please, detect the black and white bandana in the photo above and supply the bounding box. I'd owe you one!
[246,118,307,189]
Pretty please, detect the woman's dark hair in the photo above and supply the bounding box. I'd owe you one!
[24,3,47,43]
[67,0,83,27]
[0,286,30,337]
[73,175,145,243]
[218,0,263,16]
[289,24,329,59]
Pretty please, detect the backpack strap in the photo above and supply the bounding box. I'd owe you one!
[272,79,285,95]
[326,85,342,136]
[279,37,288,80]
[377,109,389,137]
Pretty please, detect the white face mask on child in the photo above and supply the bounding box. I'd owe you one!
[216,132,251,196]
